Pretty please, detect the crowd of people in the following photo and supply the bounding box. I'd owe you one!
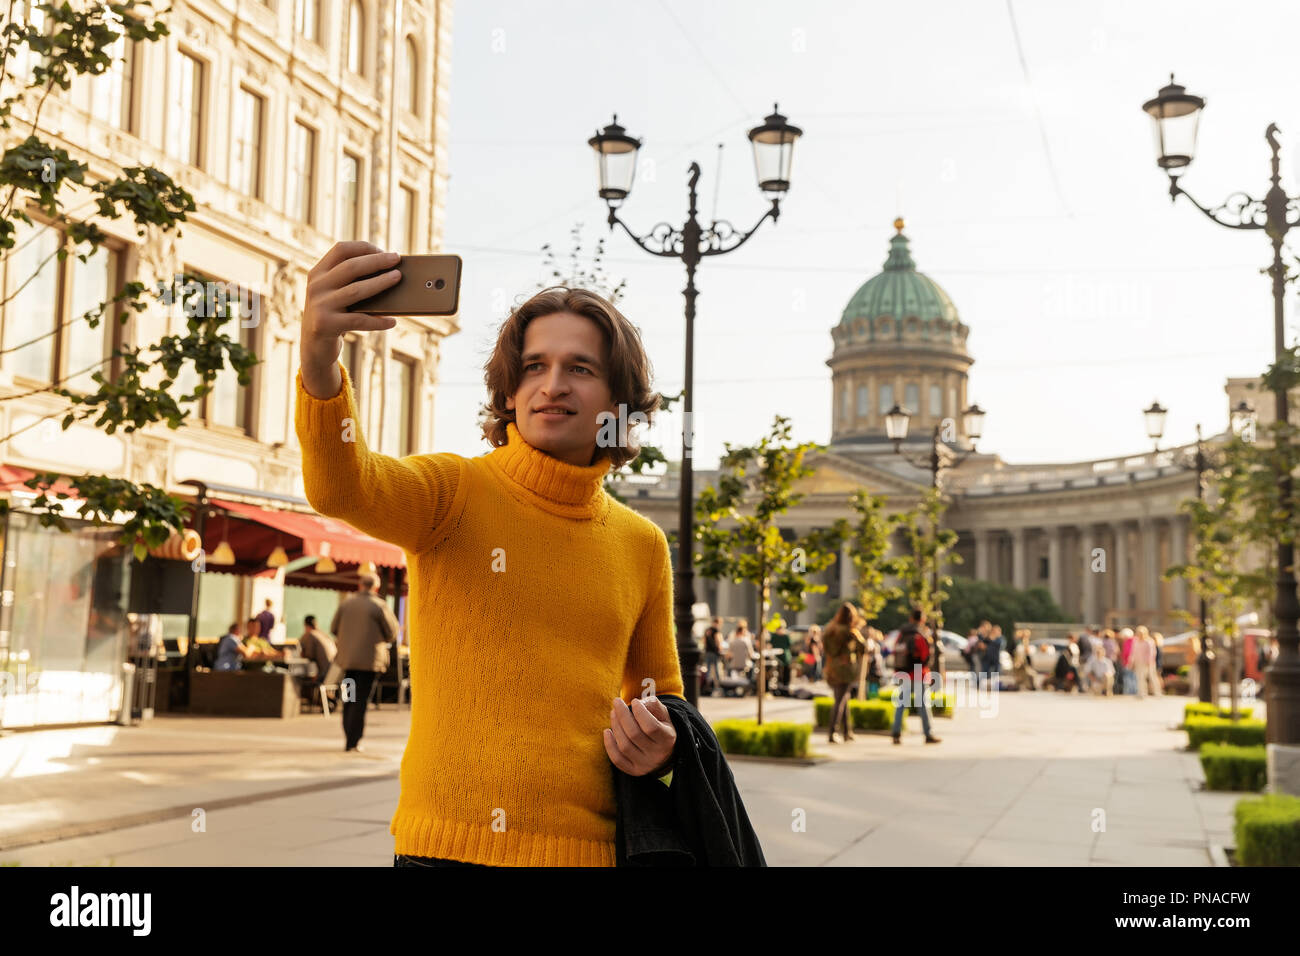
[1016,626,1166,696]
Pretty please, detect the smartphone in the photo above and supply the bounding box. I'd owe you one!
[349,254,462,316]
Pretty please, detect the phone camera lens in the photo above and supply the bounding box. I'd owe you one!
[435,278,446,290]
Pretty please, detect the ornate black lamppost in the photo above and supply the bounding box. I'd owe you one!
[1142,74,1300,744]
[589,105,802,706]
[883,401,986,673]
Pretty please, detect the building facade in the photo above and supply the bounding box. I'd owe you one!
[623,220,1254,638]
[0,0,456,726]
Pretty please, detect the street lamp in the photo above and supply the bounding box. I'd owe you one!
[1231,400,1257,439]
[886,402,987,674]
[589,104,802,707]
[1144,400,1168,450]
[1142,75,1300,747]
[1147,404,1221,703]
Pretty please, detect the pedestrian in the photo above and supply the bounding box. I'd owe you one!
[1118,627,1137,694]
[727,620,757,683]
[1084,650,1114,696]
[299,267,699,867]
[330,573,399,752]
[255,598,277,645]
[822,603,866,743]
[297,614,338,682]
[703,616,724,694]
[1077,626,1094,668]
[985,624,1005,680]
[891,608,941,745]
[864,627,885,698]
[805,624,824,682]
[1137,630,1163,697]
[214,621,248,671]
[1012,628,1038,691]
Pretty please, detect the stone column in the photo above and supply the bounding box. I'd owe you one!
[1170,514,1189,611]
[974,529,991,582]
[839,541,854,604]
[1011,527,1028,590]
[1047,525,1063,606]
[1112,521,1130,619]
[1140,517,1160,626]
[1080,525,1098,625]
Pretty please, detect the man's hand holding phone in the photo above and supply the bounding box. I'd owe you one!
[300,241,402,400]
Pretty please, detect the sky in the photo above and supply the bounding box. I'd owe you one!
[434,0,1300,471]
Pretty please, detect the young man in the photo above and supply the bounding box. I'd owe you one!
[295,242,682,867]
[891,608,941,745]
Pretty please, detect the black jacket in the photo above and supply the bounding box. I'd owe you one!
[612,693,766,867]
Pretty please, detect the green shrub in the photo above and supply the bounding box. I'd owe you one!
[1185,702,1254,723]
[1199,743,1267,792]
[1234,794,1300,866]
[814,695,948,729]
[714,719,811,758]
[1185,716,1266,749]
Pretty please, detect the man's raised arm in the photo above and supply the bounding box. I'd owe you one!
[295,241,461,556]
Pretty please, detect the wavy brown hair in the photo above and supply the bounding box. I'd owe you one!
[480,286,659,470]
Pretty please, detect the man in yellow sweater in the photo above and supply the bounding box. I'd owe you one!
[296,241,684,867]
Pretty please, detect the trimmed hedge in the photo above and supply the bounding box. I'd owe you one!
[814,694,951,730]
[1185,716,1267,749]
[1199,743,1267,792]
[1184,702,1255,723]
[714,719,811,758]
[1234,794,1300,866]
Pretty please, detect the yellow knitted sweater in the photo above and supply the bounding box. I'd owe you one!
[294,363,684,867]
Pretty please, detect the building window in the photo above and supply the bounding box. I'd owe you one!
[949,386,957,416]
[856,385,869,416]
[288,121,316,225]
[167,51,203,167]
[1,219,120,389]
[90,27,135,131]
[929,383,942,417]
[400,36,418,114]
[1039,556,1050,580]
[232,87,264,199]
[168,272,260,434]
[13,0,47,83]
[382,354,413,457]
[340,152,361,240]
[390,184,415,249]
[879,383,894,415]
[347,0,365,75]
[296,0,318,43]
[904,383,920,415]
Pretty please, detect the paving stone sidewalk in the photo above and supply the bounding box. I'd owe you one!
[0,688,1244,866]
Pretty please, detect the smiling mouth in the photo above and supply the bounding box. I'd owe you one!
[535,408,576,416]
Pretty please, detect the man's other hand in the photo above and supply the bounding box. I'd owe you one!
[604,696,676,777]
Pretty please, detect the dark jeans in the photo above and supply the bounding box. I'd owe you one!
[828,681,854,740]
[394,853,496,868]
[342,669,377,749]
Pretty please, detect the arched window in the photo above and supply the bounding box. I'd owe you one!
[347,1,365,75]
[399,36,418,113]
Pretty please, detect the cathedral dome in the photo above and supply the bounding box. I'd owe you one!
[828,219,974,446]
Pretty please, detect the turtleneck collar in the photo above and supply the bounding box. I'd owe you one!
[486,421,612,519]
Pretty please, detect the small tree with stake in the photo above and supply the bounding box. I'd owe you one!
[694,415,841,724]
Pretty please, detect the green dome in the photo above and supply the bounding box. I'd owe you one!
[839,224,960,330]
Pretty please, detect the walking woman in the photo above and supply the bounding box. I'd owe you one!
[822,603,867,744]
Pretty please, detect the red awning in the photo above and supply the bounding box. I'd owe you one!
[0,464,78,497]
[211,498,405,569]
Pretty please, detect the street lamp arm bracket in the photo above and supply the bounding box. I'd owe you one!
[1171,182,1271,231]
[606,209,684,258]
[700,200,781,258]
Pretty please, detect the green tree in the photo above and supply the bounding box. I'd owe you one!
[0,1,258,558]
[1166,430,1273,719]
[694,415,841,723]
[878,575,1072,641]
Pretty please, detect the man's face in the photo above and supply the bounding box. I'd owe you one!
[506,311,618,467]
